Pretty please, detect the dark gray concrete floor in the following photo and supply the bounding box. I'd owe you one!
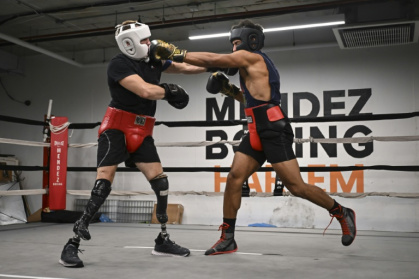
[0,222,418,279]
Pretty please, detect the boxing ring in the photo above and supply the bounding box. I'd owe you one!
[0,107,419,279]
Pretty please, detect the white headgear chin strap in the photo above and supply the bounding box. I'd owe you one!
[115,22,151,61]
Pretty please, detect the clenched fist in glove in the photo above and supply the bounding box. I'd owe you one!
[206,72,241,99]
[160,83,189,109]
[150,40,187,63]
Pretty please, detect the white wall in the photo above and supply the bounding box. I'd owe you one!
[0,42,418,232]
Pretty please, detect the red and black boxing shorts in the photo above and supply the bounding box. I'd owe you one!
[238,103,296,164]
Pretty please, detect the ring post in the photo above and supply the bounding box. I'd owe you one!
[42,116,50,210]
[48,116,68,210]
[42,99,53,210]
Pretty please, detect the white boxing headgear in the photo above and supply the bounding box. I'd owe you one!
[115,22,151,60]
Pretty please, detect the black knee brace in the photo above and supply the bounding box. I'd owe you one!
[150,175,169,224]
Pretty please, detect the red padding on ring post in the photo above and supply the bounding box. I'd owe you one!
[48,116,68,210]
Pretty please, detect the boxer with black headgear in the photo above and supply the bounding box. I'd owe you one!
[150,19,357,256]
[229,24,265,51]
[59,19,207,268]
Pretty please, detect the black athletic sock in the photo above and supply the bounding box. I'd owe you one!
[329,199,341,213]
[223,218,236,234]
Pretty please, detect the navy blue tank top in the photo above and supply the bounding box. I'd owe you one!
[239,51,281,108]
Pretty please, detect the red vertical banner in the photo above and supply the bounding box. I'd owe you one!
[49,116,68,210]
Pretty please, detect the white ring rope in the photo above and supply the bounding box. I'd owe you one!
[49,121,71,134]
[0,189,418,198]
[0,138,50,147]
[1,135,419,148]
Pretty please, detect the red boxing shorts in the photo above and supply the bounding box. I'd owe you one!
[98,107,156,153]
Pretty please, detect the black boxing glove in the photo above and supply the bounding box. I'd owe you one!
[206,72,223,94]
[160,83,188,101]
[168,97,189,109]
[160,83,189,109]
[206,72,241,98]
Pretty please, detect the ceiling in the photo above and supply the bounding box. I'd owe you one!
[0,0,417,66]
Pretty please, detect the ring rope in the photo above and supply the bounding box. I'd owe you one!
[1,135,419,149]
[1,111,419,128]
[1,189,418,198]
[49,121,71,134]
[1,165,419,172]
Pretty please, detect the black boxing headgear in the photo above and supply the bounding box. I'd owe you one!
[229,27,265,51]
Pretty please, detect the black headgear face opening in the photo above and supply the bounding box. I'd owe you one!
[229,27,265,51]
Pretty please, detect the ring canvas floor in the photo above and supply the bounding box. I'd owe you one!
[0,222,418,279]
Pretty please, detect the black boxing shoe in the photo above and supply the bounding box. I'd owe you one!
[152,233,190,257]
[59,239,84,268]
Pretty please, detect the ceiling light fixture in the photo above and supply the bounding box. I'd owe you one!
[189,20,345,40]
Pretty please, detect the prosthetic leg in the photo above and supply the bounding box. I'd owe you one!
[150,174,190,257]
[150,174,170,238]
[60,179,112,267]
[73,179,112,241]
